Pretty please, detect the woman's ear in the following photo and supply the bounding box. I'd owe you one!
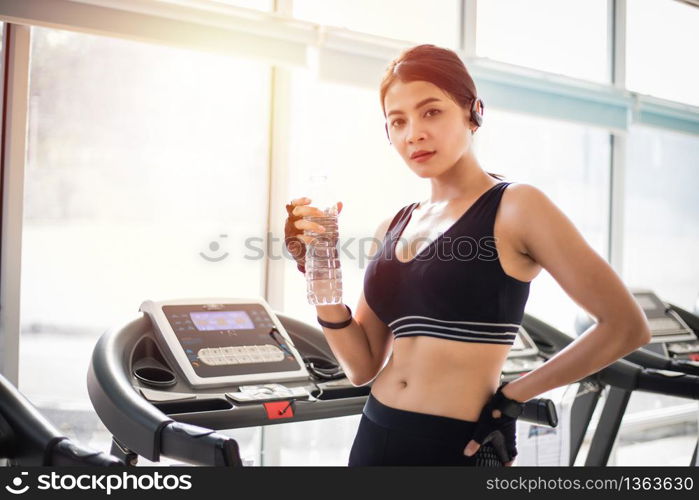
[463,110,473,127]
[463,110,477,135]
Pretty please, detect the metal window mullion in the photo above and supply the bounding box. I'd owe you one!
[263,0,294,314]
[0,23,31,385]
[608,0,628,275]
[462,0,477,57]
[610,0,627,89]
[608,135,627,274]
[258,0,294,469]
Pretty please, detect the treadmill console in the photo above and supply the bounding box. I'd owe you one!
[140,298,310,388]
[502,327,543,379]
[632,290,699,359]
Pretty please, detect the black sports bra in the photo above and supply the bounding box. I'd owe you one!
[363,182,530,346]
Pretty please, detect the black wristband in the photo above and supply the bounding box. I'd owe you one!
[317,304,353,329]
[493,381,525,418]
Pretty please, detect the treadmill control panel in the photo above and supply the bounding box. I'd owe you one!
[140,298,310,388]
[633,290,699,360]
[502,327,544,378]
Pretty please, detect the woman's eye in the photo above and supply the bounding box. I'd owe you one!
[391,110,439,127]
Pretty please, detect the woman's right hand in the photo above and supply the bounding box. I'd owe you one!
[284,197,343,274]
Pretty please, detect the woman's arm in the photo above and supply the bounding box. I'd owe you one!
[499,184,651,403]
[316,216,395,386]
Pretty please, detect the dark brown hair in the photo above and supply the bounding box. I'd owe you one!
[380,44,504,181]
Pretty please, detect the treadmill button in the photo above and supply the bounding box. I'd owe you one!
[226,392,256,403]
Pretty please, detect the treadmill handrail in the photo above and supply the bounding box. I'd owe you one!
[0,372,65,464]
[575,303,699,376]
[523,314,699,400]
[87,314,243,465]
[87,315,174,461]
[51,439,123,466]
[670,303,699,332]
[0,373,122,465]
[160,422,242,466]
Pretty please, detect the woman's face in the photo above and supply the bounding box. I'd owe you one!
[383,79,474,178]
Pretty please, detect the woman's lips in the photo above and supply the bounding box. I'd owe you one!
[412,151,436,163]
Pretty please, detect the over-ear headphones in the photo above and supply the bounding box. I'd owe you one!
[384,96,485,144]
[471,97,484,128]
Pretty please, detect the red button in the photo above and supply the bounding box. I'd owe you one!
[263,401,294,420]
[688,353,699,361]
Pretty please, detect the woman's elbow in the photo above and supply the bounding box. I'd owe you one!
[348,364,381,387]
[349,377,372,387]
[349,370,379,387]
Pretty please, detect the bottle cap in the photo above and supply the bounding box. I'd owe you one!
[307,172,338,216]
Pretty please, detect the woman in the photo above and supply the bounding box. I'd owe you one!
[284,44,650,466]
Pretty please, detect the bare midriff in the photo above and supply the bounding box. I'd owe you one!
[370,335,511,422]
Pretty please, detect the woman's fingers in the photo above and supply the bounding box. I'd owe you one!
[294,219,326,233]
[290,198,343,216]
[297,234,317,245]
[463,443,514,465]
[292,205,326,218]
[288,197,341,235]
[463,439,480,457]
[290,197,311,206]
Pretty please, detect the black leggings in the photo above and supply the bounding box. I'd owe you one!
[348,394,504,466]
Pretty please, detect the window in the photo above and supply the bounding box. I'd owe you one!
[475,108,612,333]
[626,0,699,106]
[622,125,699,311]
[21,26,272,461]
[293,0,461,48]
[476,0,610,83]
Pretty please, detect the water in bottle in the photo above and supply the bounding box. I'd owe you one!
[304,174,343,305]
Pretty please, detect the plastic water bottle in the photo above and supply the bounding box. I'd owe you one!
[304,173,343,305]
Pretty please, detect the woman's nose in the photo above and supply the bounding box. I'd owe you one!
[406,123,426,144]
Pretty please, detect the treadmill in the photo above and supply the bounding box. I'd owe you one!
[521,312,699,467]
[88,297,557,466]
[575,289,699,466]
[0,372,122,466]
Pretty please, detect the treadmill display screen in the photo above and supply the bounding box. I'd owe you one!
[190,311,254,331]
[636,294,658,312]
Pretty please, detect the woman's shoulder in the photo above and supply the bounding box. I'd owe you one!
[499,182,556,222]
[501,182,549,208]
[499,182,566,252]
